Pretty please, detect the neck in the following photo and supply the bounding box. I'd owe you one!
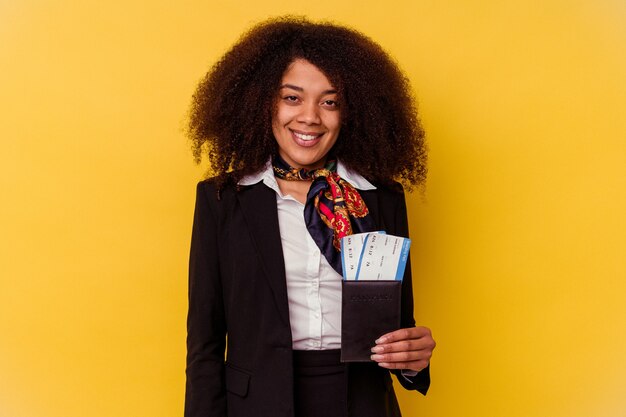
[273,154,336,181]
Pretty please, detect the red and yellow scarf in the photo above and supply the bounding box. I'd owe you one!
[273,155,375,275]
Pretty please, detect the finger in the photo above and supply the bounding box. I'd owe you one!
[376,326,431,344]
[371,350,432,364]
[377,359,430,372]
[371,337,433,354]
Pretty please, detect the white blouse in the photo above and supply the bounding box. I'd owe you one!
[239,160,376,350]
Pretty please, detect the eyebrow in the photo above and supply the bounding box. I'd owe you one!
[280,84,338,95]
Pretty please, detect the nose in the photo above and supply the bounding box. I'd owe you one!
[296,102,321,125]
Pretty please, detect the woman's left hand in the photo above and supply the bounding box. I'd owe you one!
[370,326,435,372]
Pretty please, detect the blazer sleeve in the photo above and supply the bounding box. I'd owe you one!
[184,181,227,417]
[392,188,431,395]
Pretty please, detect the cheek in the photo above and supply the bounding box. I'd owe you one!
[271,104,282,128]
[273,103,295,126]
[271,111,281,129]
[328,114,342,134]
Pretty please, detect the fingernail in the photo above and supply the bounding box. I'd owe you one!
[375,337,387,344]
[371,346,384,353]
[377,362,390,368]
[370,354,384,361]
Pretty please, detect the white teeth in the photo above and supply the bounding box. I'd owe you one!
[293,132,319,141]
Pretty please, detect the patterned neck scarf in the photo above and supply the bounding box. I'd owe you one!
[273,155,375,275]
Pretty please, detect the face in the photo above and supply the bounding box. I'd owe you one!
[272,59,341,170]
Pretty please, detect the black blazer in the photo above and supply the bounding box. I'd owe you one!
[185,179,430,417]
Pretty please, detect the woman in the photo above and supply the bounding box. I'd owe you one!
[185,17,435,417]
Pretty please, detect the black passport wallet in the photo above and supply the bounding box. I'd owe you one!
[340,280,402,362]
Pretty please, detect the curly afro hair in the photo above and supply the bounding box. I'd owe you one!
[188,16,427,190]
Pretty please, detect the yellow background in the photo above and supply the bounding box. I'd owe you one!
[1,1,625,416]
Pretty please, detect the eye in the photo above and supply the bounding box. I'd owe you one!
[321,99,339,108]
[282,95,300,103]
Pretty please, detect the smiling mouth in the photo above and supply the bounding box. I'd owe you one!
[291,129,323,142]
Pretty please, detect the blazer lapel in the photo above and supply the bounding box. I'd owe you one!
[237,182,291,327]
[360,189,382,231]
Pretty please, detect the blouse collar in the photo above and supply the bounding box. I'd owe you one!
[238,159,377,192]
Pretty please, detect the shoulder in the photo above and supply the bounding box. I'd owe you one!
[196,173,275,209]
[193,177,244,231]
[369,180,406,201]
[196,175,239,203]
[193,178,239,226]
